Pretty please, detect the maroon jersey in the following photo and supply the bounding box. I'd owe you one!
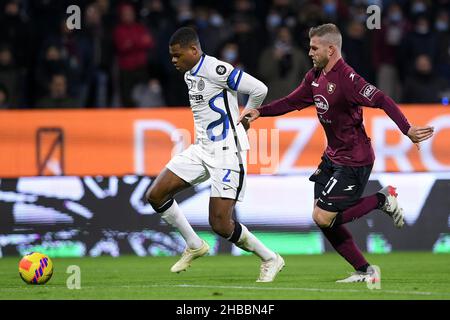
[259,58,411,166]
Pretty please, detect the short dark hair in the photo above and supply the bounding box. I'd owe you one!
[169,27,200,48]
[308,23,342,50]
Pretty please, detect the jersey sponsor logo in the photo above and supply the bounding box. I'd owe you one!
[313,95,329,114]
[327,82,336,94]
[216,65,226,75]
[189,94,204,101]
[319,115,332,124]
[197,79,205,91]
[311,81,319,87]
[359,84,379,101]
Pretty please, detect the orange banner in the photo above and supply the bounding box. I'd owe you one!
[0,106,449,177]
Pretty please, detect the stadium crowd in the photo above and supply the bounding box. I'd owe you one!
[0,0,449,109]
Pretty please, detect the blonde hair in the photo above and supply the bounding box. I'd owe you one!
[309,23,342,51]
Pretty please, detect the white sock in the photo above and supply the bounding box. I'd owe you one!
[235,224,276,261]
[160,200,203,250]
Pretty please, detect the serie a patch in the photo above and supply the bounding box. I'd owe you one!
[359,83,379,101]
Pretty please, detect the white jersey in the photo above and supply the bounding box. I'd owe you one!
[184,54,267,162]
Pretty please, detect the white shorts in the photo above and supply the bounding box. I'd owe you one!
[166,144,247,202]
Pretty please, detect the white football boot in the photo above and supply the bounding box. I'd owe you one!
[377,185,405,228]
[256,253,285,283]
[336,265,380,284]
[170,240,210,273]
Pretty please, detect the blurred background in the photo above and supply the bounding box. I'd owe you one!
[0,0,449,258]
[0,0,450,108]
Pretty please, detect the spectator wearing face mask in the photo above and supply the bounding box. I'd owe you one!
[229,12,263,75]
[194,7,230,56]
[0,0,30,69]
[35,44,71,104]
[219,42,242,67]
[0,44,24,107]
[372,2,409,102]
[36,73,80,108]
[294,3,326,53]
[409,0,429,18]
[402,54,449,103]
[257,26,310,102]
[400,15,438,81]
[320,0,348,27]
[113,2,154,107]
[265,0,297,39]
[435,9,450,82]
[342,19,374,83]
[218,40,247,106]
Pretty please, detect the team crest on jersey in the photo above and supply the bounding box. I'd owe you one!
[327,82,336,94]
[197,79,205,91]
[216,65,227,75]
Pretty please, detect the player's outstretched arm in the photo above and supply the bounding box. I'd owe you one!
[241,70,315,123]
[406,125,435,150]
[344,71,434,150]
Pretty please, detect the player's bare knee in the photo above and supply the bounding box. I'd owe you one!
[209,216,232,238]
[210,222,229,238]
[146,185,164,208]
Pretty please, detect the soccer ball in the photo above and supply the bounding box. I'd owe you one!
[18,252,53,285]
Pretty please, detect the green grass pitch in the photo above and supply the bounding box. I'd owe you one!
[1,252,449,300]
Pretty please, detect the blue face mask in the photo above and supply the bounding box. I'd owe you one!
[323,3,337,16]
[210,14,224,27]
[223,49,238,63]
[411,2,426,14]
[178,12,193,23]
[435,20,448,32]
[389,12,403,23]
[355,14,366,23]
[197,18,208,29]
[267,14,282,28]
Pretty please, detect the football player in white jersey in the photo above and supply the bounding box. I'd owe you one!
[146,27,284,282]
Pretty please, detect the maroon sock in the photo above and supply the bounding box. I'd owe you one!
[332,194,384,226]
[321,225,368,271]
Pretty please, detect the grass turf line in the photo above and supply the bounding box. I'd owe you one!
[1,252,449,300]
